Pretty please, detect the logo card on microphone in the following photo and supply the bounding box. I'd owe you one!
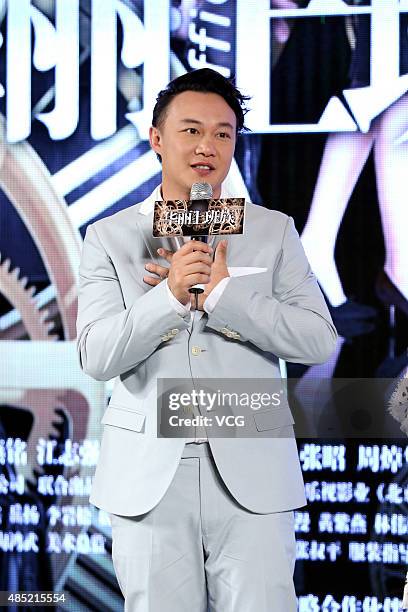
[153,198,245,237]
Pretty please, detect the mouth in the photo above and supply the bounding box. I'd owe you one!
[191,163,215,174]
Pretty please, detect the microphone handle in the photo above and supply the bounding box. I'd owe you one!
[188,236,206,294]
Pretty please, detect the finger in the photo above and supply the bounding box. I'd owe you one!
[145,262,169,278]
[169,262,211,289]
[184,263,212,276]
[181,259,212,273]
[185,272,211,285]
[178,251,213,266]
[157,248,174,262]
[178,241,213,256]
[214,240,228,262]
[143,275,162,287]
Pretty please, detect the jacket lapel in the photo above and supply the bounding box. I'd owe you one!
[135,186,182,260]
[135,208,178,261]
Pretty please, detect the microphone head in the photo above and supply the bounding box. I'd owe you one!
[190,182,213,200]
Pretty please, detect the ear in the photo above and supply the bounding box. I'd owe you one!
[149,126,162,155]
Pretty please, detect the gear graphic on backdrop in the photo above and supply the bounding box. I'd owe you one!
[0,255,64,486]
[0,113,102,588]
[0,255,57,341]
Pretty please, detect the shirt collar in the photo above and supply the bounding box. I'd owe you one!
[138,183,233,215]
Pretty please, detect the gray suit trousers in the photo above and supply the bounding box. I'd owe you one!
[110,443,297,611]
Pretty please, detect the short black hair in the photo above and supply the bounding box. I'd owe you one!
[152,68,250,134]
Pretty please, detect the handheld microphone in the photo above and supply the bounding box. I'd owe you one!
[152,186,245,309]
[188,182,213,296]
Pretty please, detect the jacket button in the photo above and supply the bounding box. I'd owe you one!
[191,346,202,356]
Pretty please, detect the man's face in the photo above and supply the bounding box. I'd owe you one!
[149,90,237,200]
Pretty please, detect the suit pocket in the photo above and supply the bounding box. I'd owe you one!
[101,404,146,433]
[253,408,294,432]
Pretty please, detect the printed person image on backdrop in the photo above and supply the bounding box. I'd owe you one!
[301,4,408,324]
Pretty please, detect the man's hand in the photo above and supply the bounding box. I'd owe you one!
[191,240,229,310]
[143,241,213,305]
[143,240,229,310]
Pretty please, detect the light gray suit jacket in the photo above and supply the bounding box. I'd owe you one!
[76,187,337,516]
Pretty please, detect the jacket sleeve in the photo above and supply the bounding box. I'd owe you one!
[76,223,190,381]
[205,216,338,364]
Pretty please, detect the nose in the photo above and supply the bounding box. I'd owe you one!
[195,135,216,156]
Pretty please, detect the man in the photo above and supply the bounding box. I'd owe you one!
[76,68,337,611]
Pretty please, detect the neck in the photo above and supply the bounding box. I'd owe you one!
[160,182,221,201]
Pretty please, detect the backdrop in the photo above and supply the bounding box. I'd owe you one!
[1,1,407,610]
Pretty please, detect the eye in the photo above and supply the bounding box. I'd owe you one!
[184,127,199,134]
[218,132,231,139]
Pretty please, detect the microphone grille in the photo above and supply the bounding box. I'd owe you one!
[190,182,213,200]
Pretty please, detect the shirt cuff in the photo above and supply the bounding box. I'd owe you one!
[166,279,191,317]
[203,277,230,314]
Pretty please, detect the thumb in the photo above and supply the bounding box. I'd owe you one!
[214,239,228,262]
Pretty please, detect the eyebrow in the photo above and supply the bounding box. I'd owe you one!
[179,118,235,130]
